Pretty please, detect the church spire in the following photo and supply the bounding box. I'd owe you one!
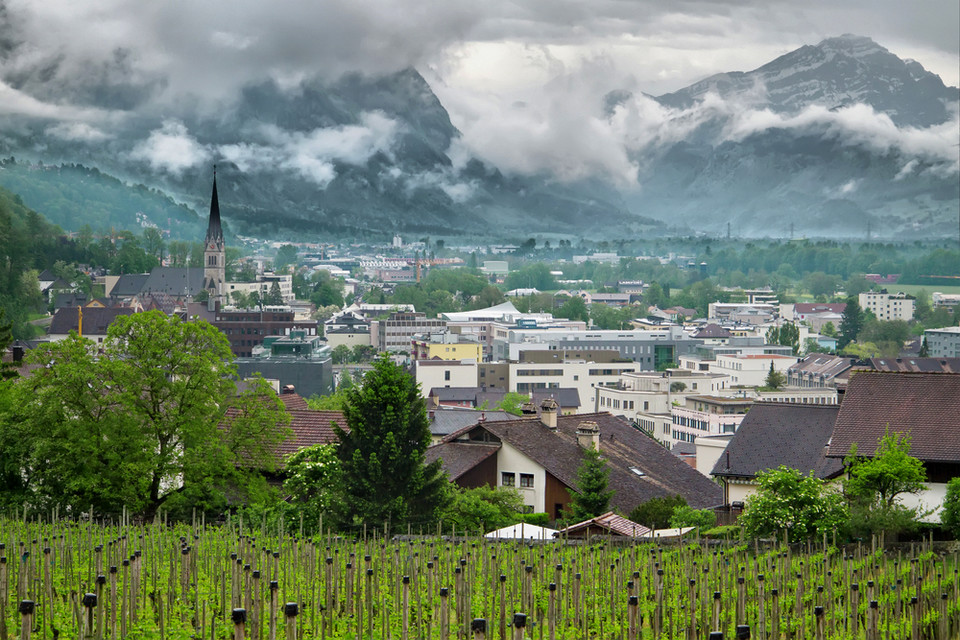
[205,165,223,246]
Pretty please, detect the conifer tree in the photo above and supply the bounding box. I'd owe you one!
[567,447,614,521]
[334,356,448,528]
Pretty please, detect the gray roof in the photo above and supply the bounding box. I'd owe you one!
[141,267,206,297]
[711,402,842,480]
[48,307,135,336]
[429,406,515,437]
[110,274,151,297]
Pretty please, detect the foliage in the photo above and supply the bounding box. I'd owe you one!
[766,322,800,354]
[844,431,928,539]
[439,485,524,533]
[669,382,687,393]
[274,244,298,271]
[566,447,614,521]
[629,494,687,529]
[763,361,787,390]
[264,281,284,305]
[838,296,863,349]
[505,263,556,291]
[334,356,448,528]
[281,444,341,532]
[591,303,637,330]
[669,505,715,529]
[4,311,289,518]
[558,295,589,323]
[942,477,960,538]
[739,466,847,542]
[496,391,529,416]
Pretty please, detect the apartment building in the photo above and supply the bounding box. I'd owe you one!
[859,290,915,321]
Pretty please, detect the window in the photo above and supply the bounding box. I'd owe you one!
[444,371,451,381]
[520,473,534,488]
[501,472,515,486]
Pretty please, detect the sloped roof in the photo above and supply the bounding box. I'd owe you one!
[711,403,842,480]
[559,511,651,538]
[275,409,346,461]
[48,306,135,336]
[279,393,310,411]
[429,406,514,437]
[110,274,151,297]
[867,357,960,373]
[141,267,206,297]
[694,324,733,339]
[440,412,723,510]
[425,442,500,480]
[485,523,559,540]
[441,301,520,322]
[429,387,480,403]
[789,353,856,378]
[826,372,960,463]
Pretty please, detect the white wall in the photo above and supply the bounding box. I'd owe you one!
[497,441,546,513]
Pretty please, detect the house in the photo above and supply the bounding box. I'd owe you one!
[425,403,723,520]
[428,406,515,442]
[710,403,843,508]
[557,512,651,539]
[825,372,960,522]
[47,306,136,343]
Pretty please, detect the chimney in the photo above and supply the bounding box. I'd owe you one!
[281,384,296,395]
[540,398,558,429]
[12,345,24,363]
[520,402,537,416]
[576,421,600,451]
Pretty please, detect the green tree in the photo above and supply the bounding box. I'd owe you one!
[282,444,341,530]
[643,282,666,309]
[669,505,715,529]
[331,345,351,364]
[838,297,863,349]
[844,431,928,539]
[264,281,284,305]
[766,322,800,354]
[142,227,165,263]
[496,391,529,416]
[6,311,288,517]
[739,467,847,542]
[763,361,786,390]
[942,477,960,539]
[333,356,448,527]
[274,244,298,271]
[439,485,524,532]
[629,495,687,529]
[558,295,589,323]
[566,447,614,521]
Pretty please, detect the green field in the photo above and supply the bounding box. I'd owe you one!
[0,517,956,639]
[885,283,960,297]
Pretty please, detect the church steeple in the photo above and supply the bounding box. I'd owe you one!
[203,166,225,304]
[205,166,223,246]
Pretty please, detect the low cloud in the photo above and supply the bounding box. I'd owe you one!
[219,111,401,187]
[130,120,211,175]
[46,122,112,142]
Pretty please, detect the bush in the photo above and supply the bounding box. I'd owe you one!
[670,505,715,529]
[939,477,960,539]
[630,495,687,529]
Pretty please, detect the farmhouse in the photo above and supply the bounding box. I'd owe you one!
[425,401,722,521]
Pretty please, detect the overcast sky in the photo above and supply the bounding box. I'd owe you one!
[1,0,957,182]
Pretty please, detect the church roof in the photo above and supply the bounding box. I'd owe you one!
[205,171,223,246]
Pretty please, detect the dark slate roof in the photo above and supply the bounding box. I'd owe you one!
[867,357,960,373]
[429,387,480,403]
[711,403,842,480]
[141,267,206,297]
[531,388,581,409]
[53,292,89,309]
[48,306,134,335]
[110,274,151,297]
[429,406,514,437]
[424,442,499,480]
[826,372,960,463]
[788,353,856,378]
[694,324,733,339]
[442,412,723,511]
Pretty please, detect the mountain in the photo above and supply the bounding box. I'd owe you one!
[611,35,959,237]
[0,68,649,240]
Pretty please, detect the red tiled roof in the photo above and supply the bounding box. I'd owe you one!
[279,393,310,411]
[559,511,651,538]
[277,409,347,460]
[826,372,960,463]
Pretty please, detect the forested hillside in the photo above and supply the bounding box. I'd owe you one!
[0,159,201,239]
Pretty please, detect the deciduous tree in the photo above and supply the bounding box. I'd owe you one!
[5,311,288,518]
[739,466,847,542]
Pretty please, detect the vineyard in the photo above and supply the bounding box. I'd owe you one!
[0,516,957,639]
